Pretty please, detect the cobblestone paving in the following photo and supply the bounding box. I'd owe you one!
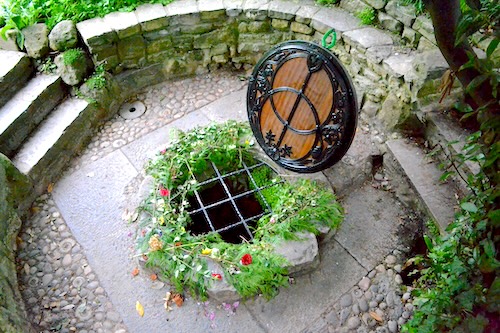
[17,69,414,333]
[17,194,127,333]
[67,70,247,174]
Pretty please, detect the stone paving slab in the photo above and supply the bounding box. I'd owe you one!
[200,88,248,123]
[120,109,211,171]
[334,185,404,271]
[245,240,367,333]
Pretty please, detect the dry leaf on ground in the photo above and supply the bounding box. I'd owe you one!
[136,301,144,317]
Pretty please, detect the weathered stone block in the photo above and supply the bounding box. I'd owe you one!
[268,0,300,20]
[402,26,419,46]
[194,29,236,49]
[323,130,374,196]
[170,13,201,28]
[143,28,173,41]
[412,15,435,44]
[383,53,416,79]
[291,21,313,35]
[417,36,437,51]
[210,43,229,56]
[205,259,240,303]
[180,23,215,35]
[146,38,173,55]
[77,18,117,48]
[378,92,412,130]
[117,35,146,67]
[340,0,371,14]
[248,20,271,33]
[134,4,169,32]
[0,50,33,108]
[55,50,93,85]
[0,28,19,51]
[312,8,361,35]
[164,0,198,16]
[274,232,319,276]
[224,0,244,17]
[385,0,416,27]
[171,34,194,51]
[90,44,118,62]
[198,0,225,16]
[364,0,387,9]
[295,5,321,25]
[272,18,290,31]
[378,12,403,33]
[343,27,393,49]
[48,20,78,51]
[104,11,141,39]
[22,23,49,58]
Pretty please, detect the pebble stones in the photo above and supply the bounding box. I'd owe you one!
[323,250,413,332]
[66,71,247,173]
[16,194,127,332]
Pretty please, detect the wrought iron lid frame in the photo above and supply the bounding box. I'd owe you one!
[247,40,358,173]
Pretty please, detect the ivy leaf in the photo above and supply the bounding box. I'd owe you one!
[461,202,478,213]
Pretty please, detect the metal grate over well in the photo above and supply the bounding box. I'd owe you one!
[187,160,282,244]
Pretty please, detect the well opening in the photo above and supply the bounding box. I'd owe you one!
[186,160,279,244]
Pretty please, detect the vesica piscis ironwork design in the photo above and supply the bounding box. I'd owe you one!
[247,41,358,173]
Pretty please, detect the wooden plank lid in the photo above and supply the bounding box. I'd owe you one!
[247,40,358,173]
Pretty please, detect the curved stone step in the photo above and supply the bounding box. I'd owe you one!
[0,74,65,157]
[12,97,93,193]
[0,50,34,108]
[385,139,459,232]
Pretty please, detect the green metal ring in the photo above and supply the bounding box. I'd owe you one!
[322,29,337,49]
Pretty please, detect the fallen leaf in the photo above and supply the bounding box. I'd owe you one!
[47,183,54,193]
[136,301,144,317]
[31,207,40,214]
[150,273,158,281]
[370,311,383,322]
[132,267,140,277]
[172,292,184,307]
[163,292,173,312]
[24,263,30,276]
[175,241,182,247]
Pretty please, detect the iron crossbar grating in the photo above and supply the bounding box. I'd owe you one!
[187,160,282,243]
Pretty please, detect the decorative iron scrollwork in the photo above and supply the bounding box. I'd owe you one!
[247,41,358,173]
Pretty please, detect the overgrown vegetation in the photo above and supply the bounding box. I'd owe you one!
[356,8,377,25]
[84,64,107,91]
[0,0,174,31]
[138,121,343,300]
[402,1,499,332]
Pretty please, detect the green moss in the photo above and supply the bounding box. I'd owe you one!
[62,48,85,66]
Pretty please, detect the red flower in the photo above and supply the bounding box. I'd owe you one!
[159,187,170,197]
[240,253,252,266]
[160,149,166,155]
[211,273,222,280]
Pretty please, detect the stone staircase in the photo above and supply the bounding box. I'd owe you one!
[0,50,94,194]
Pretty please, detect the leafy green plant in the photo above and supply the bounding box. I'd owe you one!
[315,0,340,6]
[139,121,343,300]
[1,0,175,29]
[85,64,106,90]
[356,8,377,25]
[37,57,57,74]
